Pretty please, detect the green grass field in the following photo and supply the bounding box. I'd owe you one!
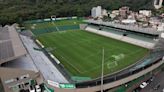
[25,19,84,30]
[24,19,83,35]
[37,30,149,79]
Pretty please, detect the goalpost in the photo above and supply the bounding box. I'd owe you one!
[51,15,56,21]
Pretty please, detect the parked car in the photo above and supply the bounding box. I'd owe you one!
[140,82,148,89]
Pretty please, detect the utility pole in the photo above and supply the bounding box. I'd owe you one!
[101,48,104,92]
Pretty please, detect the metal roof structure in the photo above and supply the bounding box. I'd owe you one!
[0,25,27,65]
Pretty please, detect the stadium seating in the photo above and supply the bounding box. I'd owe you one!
[58,25,79,31]
[32,27,57,35]
[89,25,156,44]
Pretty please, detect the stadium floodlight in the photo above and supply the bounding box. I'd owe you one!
[101,48,104,92]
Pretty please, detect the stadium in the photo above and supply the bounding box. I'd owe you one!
[20,17,164,92]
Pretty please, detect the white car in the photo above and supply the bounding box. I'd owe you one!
[162,89,164,92]
[140,82,147,89]
[35,85,41,92]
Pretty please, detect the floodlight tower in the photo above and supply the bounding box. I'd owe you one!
[101,48,104,92]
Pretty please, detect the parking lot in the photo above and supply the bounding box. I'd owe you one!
[140,71,164,92]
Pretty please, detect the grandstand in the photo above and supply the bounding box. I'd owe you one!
[85,25,156,49]
[0,25,27,65]
[88,25,156,43]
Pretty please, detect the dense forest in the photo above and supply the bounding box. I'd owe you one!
[0,0,154,25]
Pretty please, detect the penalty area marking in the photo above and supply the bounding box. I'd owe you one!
[81,49,143,74]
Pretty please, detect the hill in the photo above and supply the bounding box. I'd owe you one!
[0,0,154,25]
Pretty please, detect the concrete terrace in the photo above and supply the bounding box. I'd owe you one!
[20,35,68,83]
[85,25,156,49]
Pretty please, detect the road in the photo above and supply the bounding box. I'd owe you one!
[20,35,68,83]
[140,71,164,92]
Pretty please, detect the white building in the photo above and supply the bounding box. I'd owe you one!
[157,23,164,31]
[121,19,136,24]
[112,10,120,15]
[110,14,117,19]
[102,9,108,16]
[109,10,119,19]
[91,6,102,18]
[154,0,163,9]
[139,10,152,17]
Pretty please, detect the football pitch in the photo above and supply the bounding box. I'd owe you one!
[37,30,149,79]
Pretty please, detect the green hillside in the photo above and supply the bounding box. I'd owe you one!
[0,0,154,25]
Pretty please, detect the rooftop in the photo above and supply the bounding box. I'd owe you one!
[0,25,27,65]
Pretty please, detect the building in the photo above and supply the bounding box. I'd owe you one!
[112,10,120,16]
[119,6,130,19]
[128,12,137,20]
[0,67,41,92]
[121,19,136,24]
[110,14,117,19]
[0,25,27,65]
[136,14,148,22]
[109,10,120,19]
[102,9,108,16]
[91,6,102,18]
[0,24,43,92]
[139,10,152,17]
[149,17,161,25]
[157,23,164,31]
[160,13,164,18]
[154,0,163,9]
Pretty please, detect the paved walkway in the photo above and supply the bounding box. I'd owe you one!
[20,35,68,83]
